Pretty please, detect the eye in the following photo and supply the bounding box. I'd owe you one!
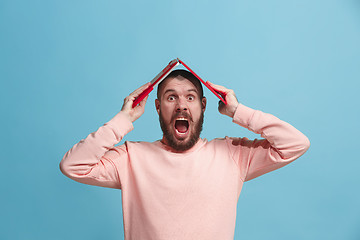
[167,95,176,101]
[187,95,195,101]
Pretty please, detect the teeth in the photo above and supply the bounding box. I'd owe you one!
[176,117,187,121]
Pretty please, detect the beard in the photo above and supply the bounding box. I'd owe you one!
[159,110,204,152]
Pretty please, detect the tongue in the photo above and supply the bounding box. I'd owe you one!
[175,120,188,133]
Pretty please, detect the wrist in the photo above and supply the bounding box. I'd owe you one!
[228,103,239,118]
[232,103,256,129]
[120,110,135,123]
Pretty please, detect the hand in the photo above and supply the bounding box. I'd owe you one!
[121,82,151,122]
[207,81,239,118]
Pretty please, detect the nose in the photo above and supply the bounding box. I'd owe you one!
[176,97,188,112]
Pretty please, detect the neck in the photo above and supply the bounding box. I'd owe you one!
[160,137,201,153]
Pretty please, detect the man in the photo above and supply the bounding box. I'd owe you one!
[60,69,310,240]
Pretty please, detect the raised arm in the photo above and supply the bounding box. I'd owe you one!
[207,81,310,182]
[59,82,150,188]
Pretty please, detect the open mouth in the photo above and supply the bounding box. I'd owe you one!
[175,118,189,134]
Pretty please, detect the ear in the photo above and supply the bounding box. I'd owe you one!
[201,97,207,112]
[155,99,160,115]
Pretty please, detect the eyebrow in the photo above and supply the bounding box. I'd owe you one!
[163,88,198,95]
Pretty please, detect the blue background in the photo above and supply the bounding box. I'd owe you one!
[1,0,359,239]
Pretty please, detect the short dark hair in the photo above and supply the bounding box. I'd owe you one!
[157,69,204,100]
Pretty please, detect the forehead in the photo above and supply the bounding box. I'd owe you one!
[159,76,199,95]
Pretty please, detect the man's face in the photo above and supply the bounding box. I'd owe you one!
[155,76,206,152]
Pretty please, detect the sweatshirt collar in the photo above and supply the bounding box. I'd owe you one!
[155,138,207,154]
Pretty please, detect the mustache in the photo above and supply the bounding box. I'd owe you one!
[171,111,193,122]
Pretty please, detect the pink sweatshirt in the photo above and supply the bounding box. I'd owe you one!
[60,103,310,240]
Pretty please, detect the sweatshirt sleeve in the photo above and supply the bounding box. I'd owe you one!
[59,111,134,189]
[227,104,310,182]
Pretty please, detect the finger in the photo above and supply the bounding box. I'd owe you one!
[138,95,149,108]
[123,96,132,105]
[218,100,225,108]
[207,81,231,94]
[217,100,225,113]
[121,96,133,111]
[130,82,152,98]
